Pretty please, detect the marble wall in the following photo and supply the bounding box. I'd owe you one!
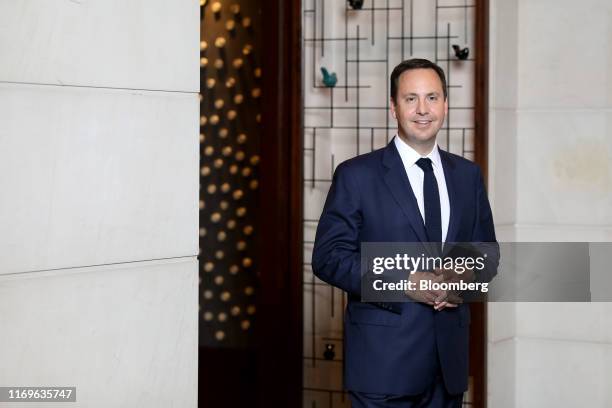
[0,1,199,407]
[488,0,612,406]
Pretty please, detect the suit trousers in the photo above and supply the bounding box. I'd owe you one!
[348,350,464,408]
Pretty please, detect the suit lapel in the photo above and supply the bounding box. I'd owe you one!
[381,140,429,243]
[439,149,460,249]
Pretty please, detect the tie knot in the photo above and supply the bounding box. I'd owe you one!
[416,157,433,172]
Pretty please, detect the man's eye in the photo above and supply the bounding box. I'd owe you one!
[406,97,416,102]
[429,96,437,101]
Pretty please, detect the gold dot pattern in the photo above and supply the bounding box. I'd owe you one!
[200,0,260,346]
[229,4,240,14]
[214,37,226,48]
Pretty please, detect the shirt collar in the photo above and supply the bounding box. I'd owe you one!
[393,134,442,170]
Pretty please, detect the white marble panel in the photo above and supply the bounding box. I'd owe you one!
[488,0,612,406]
[487,337,516,408]
[514,223,612,242]
[0,0,199,92]
[489,108,518,226]
[516,110,612,226]
[517,0,612,109]
[0,257,198,408]
[0,84,199,274]
[515,337,611,407]
[488,302,517,344]
[515,302,612,343]
[494,224,518,242]
[489,0,518,110]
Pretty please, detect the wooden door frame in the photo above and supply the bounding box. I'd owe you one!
[473,1,490,407]
[257,0,490,407]
[257,0,303,407]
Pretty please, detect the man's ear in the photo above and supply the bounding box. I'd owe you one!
[390,98,397,119]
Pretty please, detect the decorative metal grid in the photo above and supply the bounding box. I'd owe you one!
[301,0,478,406]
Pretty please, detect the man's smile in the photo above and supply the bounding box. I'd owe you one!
[413,120,433,128]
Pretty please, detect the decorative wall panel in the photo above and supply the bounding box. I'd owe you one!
[199,0,262,348]
[302,1,478,406]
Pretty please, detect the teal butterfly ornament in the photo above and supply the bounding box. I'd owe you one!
[320,67,337,88]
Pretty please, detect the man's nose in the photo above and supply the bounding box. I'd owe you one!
[416,98,428,115]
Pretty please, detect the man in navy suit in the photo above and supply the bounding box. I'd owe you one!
[312,59,498,407]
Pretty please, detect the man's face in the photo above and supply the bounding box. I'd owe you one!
[390,68,448,147]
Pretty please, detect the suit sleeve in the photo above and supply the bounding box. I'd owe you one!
[470,166,500,284]
[311,162,363,297]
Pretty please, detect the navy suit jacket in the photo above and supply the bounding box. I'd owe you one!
[312,138,499,396]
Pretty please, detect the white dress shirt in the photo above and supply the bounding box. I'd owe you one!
[394,135,450,243]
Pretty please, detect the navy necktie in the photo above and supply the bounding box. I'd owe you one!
[416,158,442,253]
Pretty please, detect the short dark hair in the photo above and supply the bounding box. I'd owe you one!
[390,58,447,102]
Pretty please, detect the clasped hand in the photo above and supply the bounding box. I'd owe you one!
[405,267,474,311]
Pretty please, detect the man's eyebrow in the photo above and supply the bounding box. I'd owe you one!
[401,92,442,97]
